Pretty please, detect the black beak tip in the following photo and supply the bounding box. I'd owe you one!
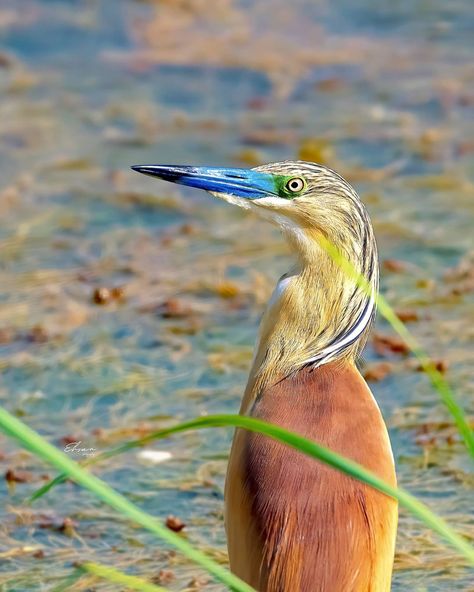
[131,165,144,173]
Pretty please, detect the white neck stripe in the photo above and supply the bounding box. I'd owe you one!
[301,296,375,367]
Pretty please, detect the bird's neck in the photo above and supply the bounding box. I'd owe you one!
[242,233,378,413]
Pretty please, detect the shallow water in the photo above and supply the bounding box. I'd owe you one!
[0,1,473,590]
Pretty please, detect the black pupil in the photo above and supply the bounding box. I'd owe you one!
[289,179,301,191]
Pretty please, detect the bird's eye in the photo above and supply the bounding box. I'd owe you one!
[285,177,305,193]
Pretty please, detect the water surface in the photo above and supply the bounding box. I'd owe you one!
[0,1,473,590]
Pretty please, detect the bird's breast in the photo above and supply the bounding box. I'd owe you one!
[225,362,397,592]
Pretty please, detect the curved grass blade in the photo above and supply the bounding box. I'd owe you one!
[0,407,256,592]
[80,562,169,591]
[50,563,168,592]
[30,413,474,565]
[316,233,474,458]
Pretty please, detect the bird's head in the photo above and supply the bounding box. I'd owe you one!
[132,160,378,375]
[131,160,371,265]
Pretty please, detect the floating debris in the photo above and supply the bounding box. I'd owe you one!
[415,360,449,374]
[137,450,173,464]
[373,334,410,356]
[383,259,408,274]
[5,469,33,483]
[152,569,175,585]
[155,298,194,319]
[92,286,125,305]
[395,310,420,323]
[165,515,186,532]
[363,362,394,382]
[298,138,334,166]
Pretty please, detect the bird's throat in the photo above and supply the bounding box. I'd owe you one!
[242,256,376,412]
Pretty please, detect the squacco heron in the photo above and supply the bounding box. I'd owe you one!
[132,161,398,592]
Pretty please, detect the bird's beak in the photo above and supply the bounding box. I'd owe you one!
[131,164,276,200]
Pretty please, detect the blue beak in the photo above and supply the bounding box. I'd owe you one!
[131,164,276,200]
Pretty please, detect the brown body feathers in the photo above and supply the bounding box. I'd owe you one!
[225,363,397,592]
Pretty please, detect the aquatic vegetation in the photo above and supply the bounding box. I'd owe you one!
[0,0,473,590]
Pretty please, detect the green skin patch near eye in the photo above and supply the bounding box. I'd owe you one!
[273,175,308,199]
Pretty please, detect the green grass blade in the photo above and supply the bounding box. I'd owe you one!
[316,233,474,458]
[80,562,169,591]
[375,297,474,454]
[51,563,168,592]
[0,407,256,592]
[30,413,474,565]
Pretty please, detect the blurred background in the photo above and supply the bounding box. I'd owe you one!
[0,1,473,590]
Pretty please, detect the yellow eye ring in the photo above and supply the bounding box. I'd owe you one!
[285,177,305,193]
